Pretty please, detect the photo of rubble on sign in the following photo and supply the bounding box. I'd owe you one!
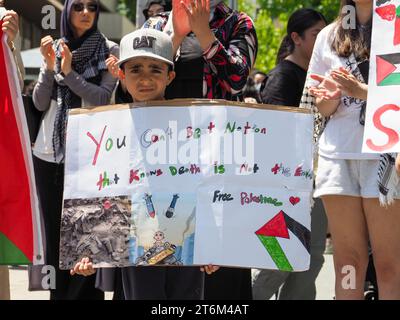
[59,196,131,269]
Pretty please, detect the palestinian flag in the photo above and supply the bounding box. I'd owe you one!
[255,210,311,271]
[376,53,400,86]
[0,23,44,264]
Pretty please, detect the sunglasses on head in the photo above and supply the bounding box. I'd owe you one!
[72,2,98,12]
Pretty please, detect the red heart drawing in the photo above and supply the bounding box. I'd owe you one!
[289,197,300,206]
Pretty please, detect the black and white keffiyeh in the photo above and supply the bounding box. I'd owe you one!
[377,153,399,205]
[52,30,109,162]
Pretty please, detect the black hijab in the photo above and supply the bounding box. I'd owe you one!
[60,0,100,50]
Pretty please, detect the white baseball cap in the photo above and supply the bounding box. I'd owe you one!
[118,28,174,68]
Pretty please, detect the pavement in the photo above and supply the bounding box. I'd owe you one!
[8,255,335,300]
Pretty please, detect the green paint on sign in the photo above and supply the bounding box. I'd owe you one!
[257,235,293,271]
[379,73,400,86]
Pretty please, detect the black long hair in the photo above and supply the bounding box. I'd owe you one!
[277,8,327,63]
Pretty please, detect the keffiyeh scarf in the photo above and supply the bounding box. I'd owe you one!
[52,30,109,162]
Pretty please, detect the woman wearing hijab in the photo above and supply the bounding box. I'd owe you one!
[32,0,118,300]
[142,0,170,20]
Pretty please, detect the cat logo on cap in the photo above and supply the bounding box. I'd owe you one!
[133,36,156,50]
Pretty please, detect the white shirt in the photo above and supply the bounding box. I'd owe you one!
[307,23,379,160]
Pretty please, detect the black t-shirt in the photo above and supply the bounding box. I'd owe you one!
[165,56,204,99]
[260,60,306,107]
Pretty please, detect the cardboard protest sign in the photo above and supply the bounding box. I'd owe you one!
[363,0,400,153]
[60,100,313,271]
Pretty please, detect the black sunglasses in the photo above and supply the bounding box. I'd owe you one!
[72,2,98,12]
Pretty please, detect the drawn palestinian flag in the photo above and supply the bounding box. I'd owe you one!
[375,3,400,45]
[376,53,400,86]
[255,210,310,271]
[0,24,44,264]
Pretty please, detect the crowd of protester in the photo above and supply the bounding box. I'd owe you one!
[1,0,400,300]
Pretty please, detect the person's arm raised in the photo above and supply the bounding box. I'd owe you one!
[170,0,191,56]
[180,0,216,51]
[199,8,257,94]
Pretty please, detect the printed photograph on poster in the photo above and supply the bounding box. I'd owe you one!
[59,196,131,269]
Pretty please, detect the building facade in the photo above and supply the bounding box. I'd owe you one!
[5,0,136,50]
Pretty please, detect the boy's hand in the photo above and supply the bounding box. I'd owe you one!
[70,257,96,276]
[106,54,119,79]
[396,154,400,176]
[200,264,220,275]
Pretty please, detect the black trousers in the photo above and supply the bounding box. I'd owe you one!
[112,266,204,300]
[33,156,104,300]
[204,267,253,300]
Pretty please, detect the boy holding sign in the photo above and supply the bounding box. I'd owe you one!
[71,28,218,299]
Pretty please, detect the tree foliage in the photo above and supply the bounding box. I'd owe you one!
[239,0,340,72]
[117,0,137,22]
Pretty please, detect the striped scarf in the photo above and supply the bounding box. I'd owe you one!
[52,30,109,162]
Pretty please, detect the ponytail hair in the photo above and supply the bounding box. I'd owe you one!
[276,35,293,64]
[277,8,327,64]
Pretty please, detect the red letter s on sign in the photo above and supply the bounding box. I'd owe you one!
[366,104,400,152]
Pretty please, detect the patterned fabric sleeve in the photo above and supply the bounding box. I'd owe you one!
[203,13,257,95]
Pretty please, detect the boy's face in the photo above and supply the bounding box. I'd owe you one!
[121,57,175,102]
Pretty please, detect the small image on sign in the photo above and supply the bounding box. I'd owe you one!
[136,231,181,266]
[59,196,132,269]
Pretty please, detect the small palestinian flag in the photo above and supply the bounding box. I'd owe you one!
[255,210,311,271]
[376,53,400,86]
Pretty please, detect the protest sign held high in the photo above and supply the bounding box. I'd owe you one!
[363,0,400,153]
